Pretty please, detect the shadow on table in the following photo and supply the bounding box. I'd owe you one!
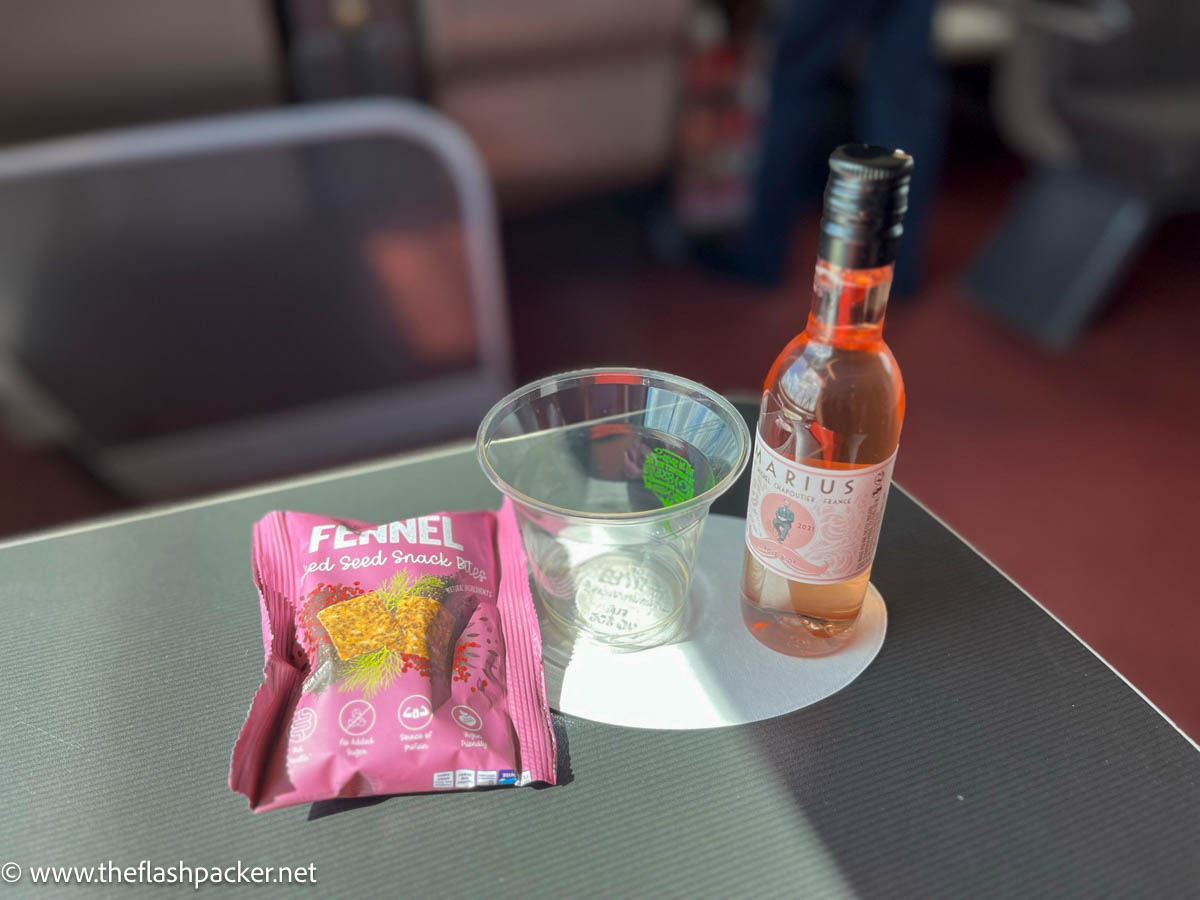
[537,713,574,788]
[308,795,391,820]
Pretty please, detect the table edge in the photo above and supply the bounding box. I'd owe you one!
[896,484,1199,753]
[0,438,475,550]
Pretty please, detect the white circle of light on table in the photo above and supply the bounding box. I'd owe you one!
[541,514,887,730]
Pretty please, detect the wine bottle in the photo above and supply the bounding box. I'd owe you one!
[741,144,911,656]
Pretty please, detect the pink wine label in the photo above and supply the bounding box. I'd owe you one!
[744,437,897,584]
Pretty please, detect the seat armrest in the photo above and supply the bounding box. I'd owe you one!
[1021,0,1132,44]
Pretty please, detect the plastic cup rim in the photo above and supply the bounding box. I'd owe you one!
[476,366,752,526]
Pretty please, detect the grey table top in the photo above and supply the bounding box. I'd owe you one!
[2,425,1198,897]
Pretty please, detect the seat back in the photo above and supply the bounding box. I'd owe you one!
[0,99,511,497]
[1062,0,1200,91]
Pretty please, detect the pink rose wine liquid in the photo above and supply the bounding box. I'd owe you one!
[741,146,911,656]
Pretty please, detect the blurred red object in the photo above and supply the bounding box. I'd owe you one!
[672,5,767,233]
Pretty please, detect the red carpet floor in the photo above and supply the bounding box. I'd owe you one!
[506,161,1200,741]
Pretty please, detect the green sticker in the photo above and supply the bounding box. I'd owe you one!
[642,447,695,508]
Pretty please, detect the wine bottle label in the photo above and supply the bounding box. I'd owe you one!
[744,437,897,584]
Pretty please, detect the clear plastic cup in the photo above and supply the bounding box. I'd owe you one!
[477,368,751,655]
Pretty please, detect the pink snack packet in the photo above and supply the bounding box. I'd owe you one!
[229,498,556,811]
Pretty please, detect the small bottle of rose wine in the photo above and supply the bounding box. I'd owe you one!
[741,144,912,656]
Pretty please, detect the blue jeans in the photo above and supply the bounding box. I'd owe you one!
[741,0,947,293]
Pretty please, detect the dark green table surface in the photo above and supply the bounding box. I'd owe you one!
[1,405,1197,898]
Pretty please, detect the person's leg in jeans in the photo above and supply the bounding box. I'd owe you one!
[737,0,874,284]
[857,0,947,296]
